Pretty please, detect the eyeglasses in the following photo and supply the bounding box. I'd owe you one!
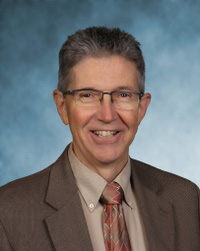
[62,88,144,110]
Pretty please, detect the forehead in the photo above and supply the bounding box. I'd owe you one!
[69,56,139,91]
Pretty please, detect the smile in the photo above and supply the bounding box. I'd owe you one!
[92,131,118,138]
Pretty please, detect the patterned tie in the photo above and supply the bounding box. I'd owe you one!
[101,182,131,251]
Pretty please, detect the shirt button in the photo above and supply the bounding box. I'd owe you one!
[89,203,94,209]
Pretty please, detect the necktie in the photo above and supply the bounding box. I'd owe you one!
[101,182,131,251]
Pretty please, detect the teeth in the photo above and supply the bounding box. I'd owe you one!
[93,131,117,138]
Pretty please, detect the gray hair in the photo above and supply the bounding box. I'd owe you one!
[57,26,145,93]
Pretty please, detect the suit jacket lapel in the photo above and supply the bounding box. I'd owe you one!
[44,146,93,251]
[131,159,175,251]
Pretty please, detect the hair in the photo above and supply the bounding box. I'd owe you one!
[57,26,145,93]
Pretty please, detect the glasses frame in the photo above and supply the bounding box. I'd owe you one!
[62,88,144,103]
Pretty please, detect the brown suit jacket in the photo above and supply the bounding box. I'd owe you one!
[0,146,200,251]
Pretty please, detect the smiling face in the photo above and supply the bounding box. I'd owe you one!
[54,56,151,173]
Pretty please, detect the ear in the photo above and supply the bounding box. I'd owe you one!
[137,93,151,125]
[53,90,69,125]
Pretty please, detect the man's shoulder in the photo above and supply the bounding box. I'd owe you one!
[0,146,69,200]
[0,146,71,213]
[130,158,199,195]
[0,165,52,211]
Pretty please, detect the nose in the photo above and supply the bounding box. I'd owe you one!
[96,94,118,123]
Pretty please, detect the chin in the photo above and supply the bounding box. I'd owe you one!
[93,149,125,164]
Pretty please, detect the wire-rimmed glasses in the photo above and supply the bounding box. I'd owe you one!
[62,88,144,110]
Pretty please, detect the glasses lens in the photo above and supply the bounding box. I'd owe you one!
[75,90,101,105]
[112,91,139,110]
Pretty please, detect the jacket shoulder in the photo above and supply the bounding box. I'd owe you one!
[130,158,199,196]
[0,146,70,213]
[0,165,52,211]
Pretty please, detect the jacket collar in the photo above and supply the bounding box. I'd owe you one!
[45,146,93,251]
[131,159,175,251]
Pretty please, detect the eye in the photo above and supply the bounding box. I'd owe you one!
[120,93,129,97]
[82,93,92,98]
[79,91,94,98]
[119,92,132,98]
[78,90,100,102]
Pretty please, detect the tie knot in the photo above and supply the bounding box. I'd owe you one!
[101,182,123,205]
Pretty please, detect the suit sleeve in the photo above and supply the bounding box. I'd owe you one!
[198,186,200,219]
[195,184,200,224]
[0,220,12,251]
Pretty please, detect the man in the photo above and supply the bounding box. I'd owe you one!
[0,27,199,251]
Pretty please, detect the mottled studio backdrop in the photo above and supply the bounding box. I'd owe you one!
[1,0,200,187]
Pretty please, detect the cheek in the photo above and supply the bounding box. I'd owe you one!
[68,106,95,129]
[118,109,139,129]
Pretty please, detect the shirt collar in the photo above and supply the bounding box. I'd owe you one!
[68,143,133,212]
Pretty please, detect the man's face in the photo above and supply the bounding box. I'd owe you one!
[55,56,150,171]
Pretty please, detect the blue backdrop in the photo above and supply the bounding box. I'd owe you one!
[1,0,200,187]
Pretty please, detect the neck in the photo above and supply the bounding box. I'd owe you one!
[92,164,126,182]
[78,155,128,182]
[71,143,129,182]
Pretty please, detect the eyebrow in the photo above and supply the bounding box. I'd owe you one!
[115,86,134,91]
[77,85,135,91]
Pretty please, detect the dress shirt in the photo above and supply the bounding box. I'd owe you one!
[68,144,148,251]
